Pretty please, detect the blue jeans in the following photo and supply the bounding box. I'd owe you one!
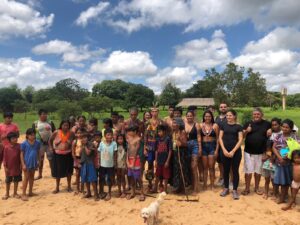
[187,140,199,156]
[202,141,216,156]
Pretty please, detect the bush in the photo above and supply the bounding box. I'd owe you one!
[241,111,252,125]
[57,101,83,120]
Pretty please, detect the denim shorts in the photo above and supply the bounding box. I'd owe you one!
[202,141,216,156]
[187,139,199,156]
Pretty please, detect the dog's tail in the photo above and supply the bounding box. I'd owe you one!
[157,192,167,204]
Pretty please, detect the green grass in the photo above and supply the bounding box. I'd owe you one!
[10,107,300,134]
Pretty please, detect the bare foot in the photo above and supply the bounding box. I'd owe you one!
[2,195,9,200]
[281,202,295,211]
[21,195,28,201]
[126,193,135,200]
[82,193,92,199]
[13,194,21,199]
[28,192,38,197]
[94,195,100,201]
[104,194,111,201]
[67,187,73,193]
[52,189,59,194]
[277,199,285,204]
[120,192,127,198]
[35,176,42,180]
[139,194,145,201]
[263,193,268,200]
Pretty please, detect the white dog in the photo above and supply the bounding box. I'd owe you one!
[141,192,166,225]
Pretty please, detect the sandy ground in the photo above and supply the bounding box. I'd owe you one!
[0,135,299,225]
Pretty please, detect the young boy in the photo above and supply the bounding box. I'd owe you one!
[282,150,300,210]
[2,132,22,200]
[126,125,145,201]
[98,128,117,201]
[153,125,172,193]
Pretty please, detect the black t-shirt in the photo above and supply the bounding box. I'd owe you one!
[243,120,271,154]
[215,115,227,127]
[220,123,243,152]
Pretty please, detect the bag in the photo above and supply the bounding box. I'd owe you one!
[286,137,300,159]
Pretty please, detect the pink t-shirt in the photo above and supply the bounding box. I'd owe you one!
[0,123,19,147]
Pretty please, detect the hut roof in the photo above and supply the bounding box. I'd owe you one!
[177,98,215,107]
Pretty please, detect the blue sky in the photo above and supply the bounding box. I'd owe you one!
[1,0,300,94]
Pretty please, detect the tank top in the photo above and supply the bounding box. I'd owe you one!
[187,124,198,140]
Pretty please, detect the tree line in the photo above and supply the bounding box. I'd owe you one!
[0,63,296,118]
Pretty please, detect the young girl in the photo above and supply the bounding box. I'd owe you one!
[282,150,300,210]
[20,128,41,201]
[72,128,85,194]
[80,133,99,200]
[2,132,21,200]
[116,134,127,198]
[262,118,281,199]
[98,129,117,201]
[272,119,299,204]
[126,125,145,201]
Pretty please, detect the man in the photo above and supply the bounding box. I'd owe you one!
[215,103,228,186]
[164,105,175,136]
[122,107,144,137]
[242,108,271,195]
[32,109,56,180]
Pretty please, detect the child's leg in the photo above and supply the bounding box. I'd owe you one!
[37,150,45,179]
[282,187,299,210]
[138,176,145,201]
[153,175,159,193]
[75,168,80,193]
[91,182,99,200]
[28,170,35,196]
[84,182,91,198]
[121,169,126,197]
[67,174,72,192]
[13,181,20,198]
[263,175,271,199]
[2,180,11,200]
[278,185,288,204]
[22,171,29,201]
[53,178,60,194]
[127,176,135,200]
[117,169,122,196]
[163,179,168,193]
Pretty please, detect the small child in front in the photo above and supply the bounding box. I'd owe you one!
[2,132,22,200]
[20,128,41,201]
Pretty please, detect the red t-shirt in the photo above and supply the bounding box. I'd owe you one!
[3,143,21,176]
[0,123,19,147]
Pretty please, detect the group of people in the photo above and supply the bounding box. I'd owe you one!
[0,104,299,211]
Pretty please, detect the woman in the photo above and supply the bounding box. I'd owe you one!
[219,109,243,200]
[172,118,190,193]
[185,111,201,192]
[143,111,152,124]
[49,120,75,193]
[71,115,87,133]
[272,119,299,204]
[200,110,219,190]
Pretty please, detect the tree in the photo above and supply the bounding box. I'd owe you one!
[124,84,154,111]
[0,85,23,111]
[12,99,30,119]
[159,83,182,106]
[57,101,83,120]
[32,88,60,104]
[34,100,61,113]
[55,78,89,101]
[92,79,130,100]
[81,96,112,117]
[22,86,35,103]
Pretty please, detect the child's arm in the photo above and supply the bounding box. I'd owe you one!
[85,144,92,155]
[132,141,140,167]
[20,150,26,171]
[114,151,117,168]
[165,138,172,168]
[71,141,76,158]
[272,141,283,164]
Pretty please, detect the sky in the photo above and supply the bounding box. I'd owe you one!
[1,0,300,94]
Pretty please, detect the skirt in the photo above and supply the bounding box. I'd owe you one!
[81,162,98,183]
[52,152,73,178]
[273,163,292,186]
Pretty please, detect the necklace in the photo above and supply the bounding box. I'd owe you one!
[202,123,213,136]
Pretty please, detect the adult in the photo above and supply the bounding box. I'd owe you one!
[215,103,228,186]
[122,107,144,137]
[0,112,19,148]
[242,108,271,195]
[71,115,87,133]
[219,109,243,200]
[200,110,219,190]
[32,109,56,180]
[184,111,201,192]
[49,120,75,193]
[143,111,152,124]
[164,105,175,136]
[183,105,198,123]
[144,107,164,190]
[172,118,190,193]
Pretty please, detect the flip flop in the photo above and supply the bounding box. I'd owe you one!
[241,190,250,196]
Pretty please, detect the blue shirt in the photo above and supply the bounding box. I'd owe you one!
[21,140,41,170]
[98,141,117,168]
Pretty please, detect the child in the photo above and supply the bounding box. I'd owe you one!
[80,132,99,201]
[98,128,117,201]
[272,119,299,204]
[126,125,145,201]
[262,118,282,199]
[92,131,102,171]
[72,128,85,194]
[20,128,41,201]
[282,150,300,210]
[2,132,22,200]
[116,134,127,198]
[153,125,172,193]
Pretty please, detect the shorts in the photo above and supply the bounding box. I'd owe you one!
[187,140,199,156]
[291,180,300,189]
[146,151,155,164]
[244,152,263,174]
[261,168,275,179]
[5,175,22,183]
[156,165,170,179]
[202,141,216,156]
[99,167,114,185]
[128,168,141,181]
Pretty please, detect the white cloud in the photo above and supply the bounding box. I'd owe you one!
[146,67,197,94]
[79,0,300,33]
[234,27,300,94]
[0,0,54,39]
[0,57,97,90]
[90,50,157,77]
[75,1,109,27]
[175,30,231,70]
[32,39,105,67]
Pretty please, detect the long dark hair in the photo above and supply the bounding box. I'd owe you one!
[59,119,71,130]
[202,110,215,124]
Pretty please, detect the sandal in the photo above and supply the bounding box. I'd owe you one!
[220,188,229,197]
[241,190,250,196]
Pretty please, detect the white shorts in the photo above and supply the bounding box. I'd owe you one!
[291,180,300,189]
[244,152,263,174]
